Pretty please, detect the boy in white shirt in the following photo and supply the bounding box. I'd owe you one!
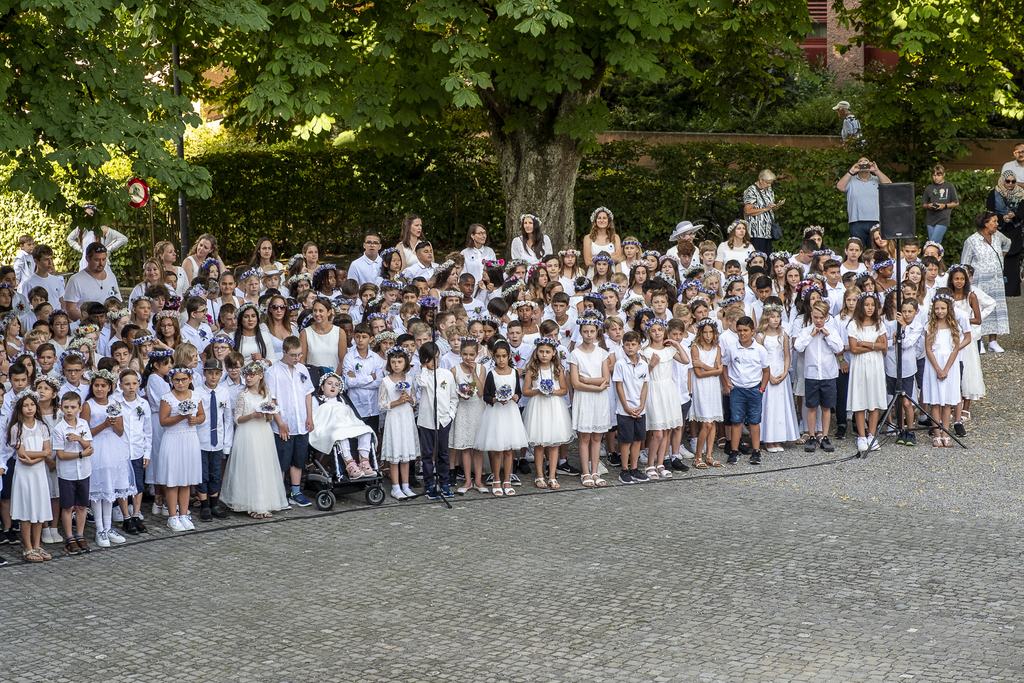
[117,370,152,534]
[265,337,315,507]
[416,343,459,499]
[342,323,385,435]
[180,297,213,350]
[794,302,844,454]
[613,331,649,484]
[722,316,770,465]
[52,393,94,554]
[195,358,234,521]
[12,234,35,287]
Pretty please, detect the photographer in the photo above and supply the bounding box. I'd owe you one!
[922,165,959,245]
[836,157,892,246]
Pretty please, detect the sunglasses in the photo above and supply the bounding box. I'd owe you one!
[1007,179,1017,184]
[270,304,287,311]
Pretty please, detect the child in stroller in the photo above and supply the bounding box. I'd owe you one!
[309,372,377,479]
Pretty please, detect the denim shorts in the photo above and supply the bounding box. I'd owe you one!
[616,414,647,443]
[276,432,310,471]
[729,386,763,425]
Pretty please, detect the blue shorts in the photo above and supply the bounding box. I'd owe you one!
[886,375,915,398]
[805,378,838,409]
[616,414,647,443]
[729,386,763,425]
[275,432,310,471]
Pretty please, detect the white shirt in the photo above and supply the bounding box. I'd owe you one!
[401,260,436,281]
[794,318,845,380]
[612,354,649,415]
[119,396,153,461]
[65,269,121,307]
[13,250,34,287]
[416,367,459,429]
[181,322,214,350]
[721,339,769,389]
[342,349,385,418]
[348,253,383,286]
[884,318,924,378]
[510,235,552,265]
[18,271,66,307]
[1001,160,1024,183]
[264,362,314,436]
[461,246,496,283]
[52,417,93,480]
[194,383,234,453]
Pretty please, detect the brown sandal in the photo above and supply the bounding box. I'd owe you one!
[693,457,708,469]
[707,456,723,467]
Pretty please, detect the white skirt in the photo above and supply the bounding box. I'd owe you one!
[761,375,799,442]
[523,394,574,447]
[221,420,289,514]
[475,402,530,452]
[381,406,419,464]
[11,461,53,523]
[572,389,613,434]
[646,378,684,431]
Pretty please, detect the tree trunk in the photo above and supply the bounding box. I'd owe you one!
[483,83,602,257]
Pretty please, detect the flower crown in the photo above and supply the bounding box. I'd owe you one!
[212,334,235,347]
[573,277,592,292]
[474,314,500,328]
[720,295,744,308]
[947,263,966,274]
[511,300,535,310]
[799,286,821,301]
[285,253,304,269]
[519,213,541,226]
[746,251,767,264]
[11,350,37,366]
[812,249,835,258]
[641,250,661,261]
[688,296,710,310]
[132,295,153,305]
[371,331,398,347]
[804,225,825,236]
[298,316,316,332]
[60,349,87,364]
[386,346,410,359]
[201,257,220,270]
[501,280,525,297]
[696,286,716,297]
[186,284,207,298]
[0,283,11,292]
[380,247,399,259]
[653,272,677,289]
[417,296,439,309]
[439,289,460,299]
[289,303,302,311]
[48,309,69,322]
[591,253,614,265]
[75,324,100,336]
[366,312,388,322]
[695,317,717,330]
[107,308,129,320]
[622,295,645,310]
[723,275,744,288]
[36,375,62,393]
[590,206,614,223]
[534,336,560,348]
[932,293,954,305]
[727,219,748,233]
[154,310,181,323]
[575,318,604,330]
[287,273,312,286]
[503,259,527,276]
[762,303,784,314]
[335,298,355,306]
[67,336,94,350]
[483,259,505,268]
[558,247,581,259]
[855,291,875,301]
[91,369,118,384]
[924,241,945,256]
[319,371,343,388]
[769,251,791,261]
[434,259,455,274]
[314,263,337,276]
[236,302,264,318]
[583,292,605,303]
[458,335,479,344]
[168,364,193,377]
[241,360,269,376]
[621,238,641,249]
[13,389,40,403]
[597,282,621,296]
[872,258,895,271]
[239,268,261,282]
[148,348,173,359]
[643,317,667,331]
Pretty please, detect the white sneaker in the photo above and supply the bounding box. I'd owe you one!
[597,461,608,476]
[180,515,195,531]
[167,516,185,532]
[43,527,60,544]
[679,446,695,459]
[856,436,867,452]
[689,438,698,453]
[95,530,111,547]
[134,510,144,521]
[989,341,1005,353]
[160,504,169,516]
[524,453,535,462]
[638,450,648,465]
[111,507,124,522]
[391,486,407,500]
[106,528,126,544]
[979,341,986,355]
[868,435,881,451]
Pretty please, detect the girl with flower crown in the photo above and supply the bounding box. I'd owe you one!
[570,319,612,487]
[449,337,487,495]
[641,318,689,479]
[618,237,642,275]
[522,337,573,490]
[924,295,967,447]
[80,369,134,545]
[847,292,887,452]
[156,365,205,531]
[556,248,585,293]
[475,340,529,496]
[378,347,419,500]
[221,360,288,518]
[7,390,54,561]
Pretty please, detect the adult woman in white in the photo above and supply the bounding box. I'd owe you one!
[461,223,496,283]
[396,214,424,271]
[510,213,552,265]
[300,297,348,373]
[961,211,1011,352]
[130,258,164,303]
[247,236,284,277]
[233,302,279,364]
[262,293,299,359]
[582,207,623,272]
[715,220,755,273]
[68,204,128,274]
[182,233,227,285]
[154,241,188,297]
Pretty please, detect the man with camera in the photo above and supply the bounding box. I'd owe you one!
[836,157,892,245]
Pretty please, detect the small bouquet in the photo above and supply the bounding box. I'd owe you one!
[496,385,513,402]
[135,405,146,419]
[105,402,123,418]
[539,378,554,395]
[259,398,280,415]
[395,381,411,393]
[457,381,476,399]
[178,399,197,416]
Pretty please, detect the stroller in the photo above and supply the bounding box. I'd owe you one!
[303,391,386,509]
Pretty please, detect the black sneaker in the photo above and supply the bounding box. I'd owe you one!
[0,552,7,566]
[726,451,739,465]
[738,443,752,455]
[518,459,531,475]
[209,502,229,520]
[0,529,8,545]
[954,422,966,437]
[424,486,440,500]
[408,475,421,488]
[134,516,149,533]
[917,415,934,427]
[608,453,622,467]
[556,461,581,475]
[618,469,634,484]
[819,436,835,453]
[4,528,19,545]
[804,436,817,453]
[509,473,522,487]
[895,431,907,446]
[835,424,847,439]
[631,468,649,482]
[199,505,212,522]
[122,518,139,535]
[670,458,689,472]
[452,466,465,481]
[749,450,762,465]
[904,431,916,447]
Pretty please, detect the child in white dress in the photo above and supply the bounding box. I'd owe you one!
[690,318,724,467]
[570,320,612,487]
[523,337,573,489]
[378,347,420,500]
[757,303,798,452]
[156,365,205,531]
[7,391,53,561]
[924,294,965,447]
[449,338,487,494]
[475,340,529,496]
[846,293,888,452]
[80,370,134,547]
[641,318,689,479]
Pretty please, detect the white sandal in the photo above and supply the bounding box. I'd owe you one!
[581,473,595,488]
[656,465,672,479]
[645,466,660,480]
[592,474,607,487]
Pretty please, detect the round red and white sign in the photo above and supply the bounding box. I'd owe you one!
[126,178,149,208]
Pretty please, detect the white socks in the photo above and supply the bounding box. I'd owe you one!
[401,484,415,497]
[92,499,113,531]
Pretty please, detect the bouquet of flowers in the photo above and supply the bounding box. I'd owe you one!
[457,381,476,399]
[395,381,411,393]
[539,378,554,395]
[178,399,197,416]
[496,385,513,402]
[105,402,123,418]
[259,398,280,415]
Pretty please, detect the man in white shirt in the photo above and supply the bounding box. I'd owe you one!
[832,101,862,143]
[1001,142,1024,183]
[65,243,121,321]
[401,242,436,281]
[265,337,315,507]
[18,244,65,310]
[348,232,384,286]
[416,342,459,498]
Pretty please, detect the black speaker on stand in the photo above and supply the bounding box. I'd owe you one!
[863,182,965,456]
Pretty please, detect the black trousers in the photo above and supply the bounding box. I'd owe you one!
[418,423,451,488]
[751,237,773,255]
[835,367,850,428]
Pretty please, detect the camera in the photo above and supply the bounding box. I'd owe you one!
[858,162,871,170]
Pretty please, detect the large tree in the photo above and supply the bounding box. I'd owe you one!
[210,0,813,250]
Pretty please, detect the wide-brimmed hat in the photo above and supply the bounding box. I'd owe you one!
[669,221,703,241]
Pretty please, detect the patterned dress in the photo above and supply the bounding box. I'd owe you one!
[961,231,1011,336]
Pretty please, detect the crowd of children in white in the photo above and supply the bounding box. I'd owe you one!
[0,205,991,565]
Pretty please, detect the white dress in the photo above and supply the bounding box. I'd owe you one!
[691,345,723,422]
[522,367,574,447]
[153,393,202,487]
[309,397,374,455]
[449,364,485,450]
[221,391,289,514]
[847,321,887,412]
[570,346,613,433]
[954,297,985,400]
[760,334,799,442]
[475,371,530,452]
[643,346,684,430]
[9,421,53,523]
[922,328,962,407]
[87,398,136,500]
[378,377,419,463]
[41,412,60,498]
[305,325,341,370]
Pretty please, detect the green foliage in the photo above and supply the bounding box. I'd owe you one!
[834,0,1024,178]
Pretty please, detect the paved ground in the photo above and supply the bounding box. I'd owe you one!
[3,302,1024,682]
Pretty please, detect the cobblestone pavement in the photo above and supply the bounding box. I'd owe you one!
[3,305,1024,682]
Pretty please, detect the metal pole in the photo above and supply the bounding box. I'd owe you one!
[173,44,189,256]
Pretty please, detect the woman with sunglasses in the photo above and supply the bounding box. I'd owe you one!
[262,294,298,358]
[986,169,1024,298]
